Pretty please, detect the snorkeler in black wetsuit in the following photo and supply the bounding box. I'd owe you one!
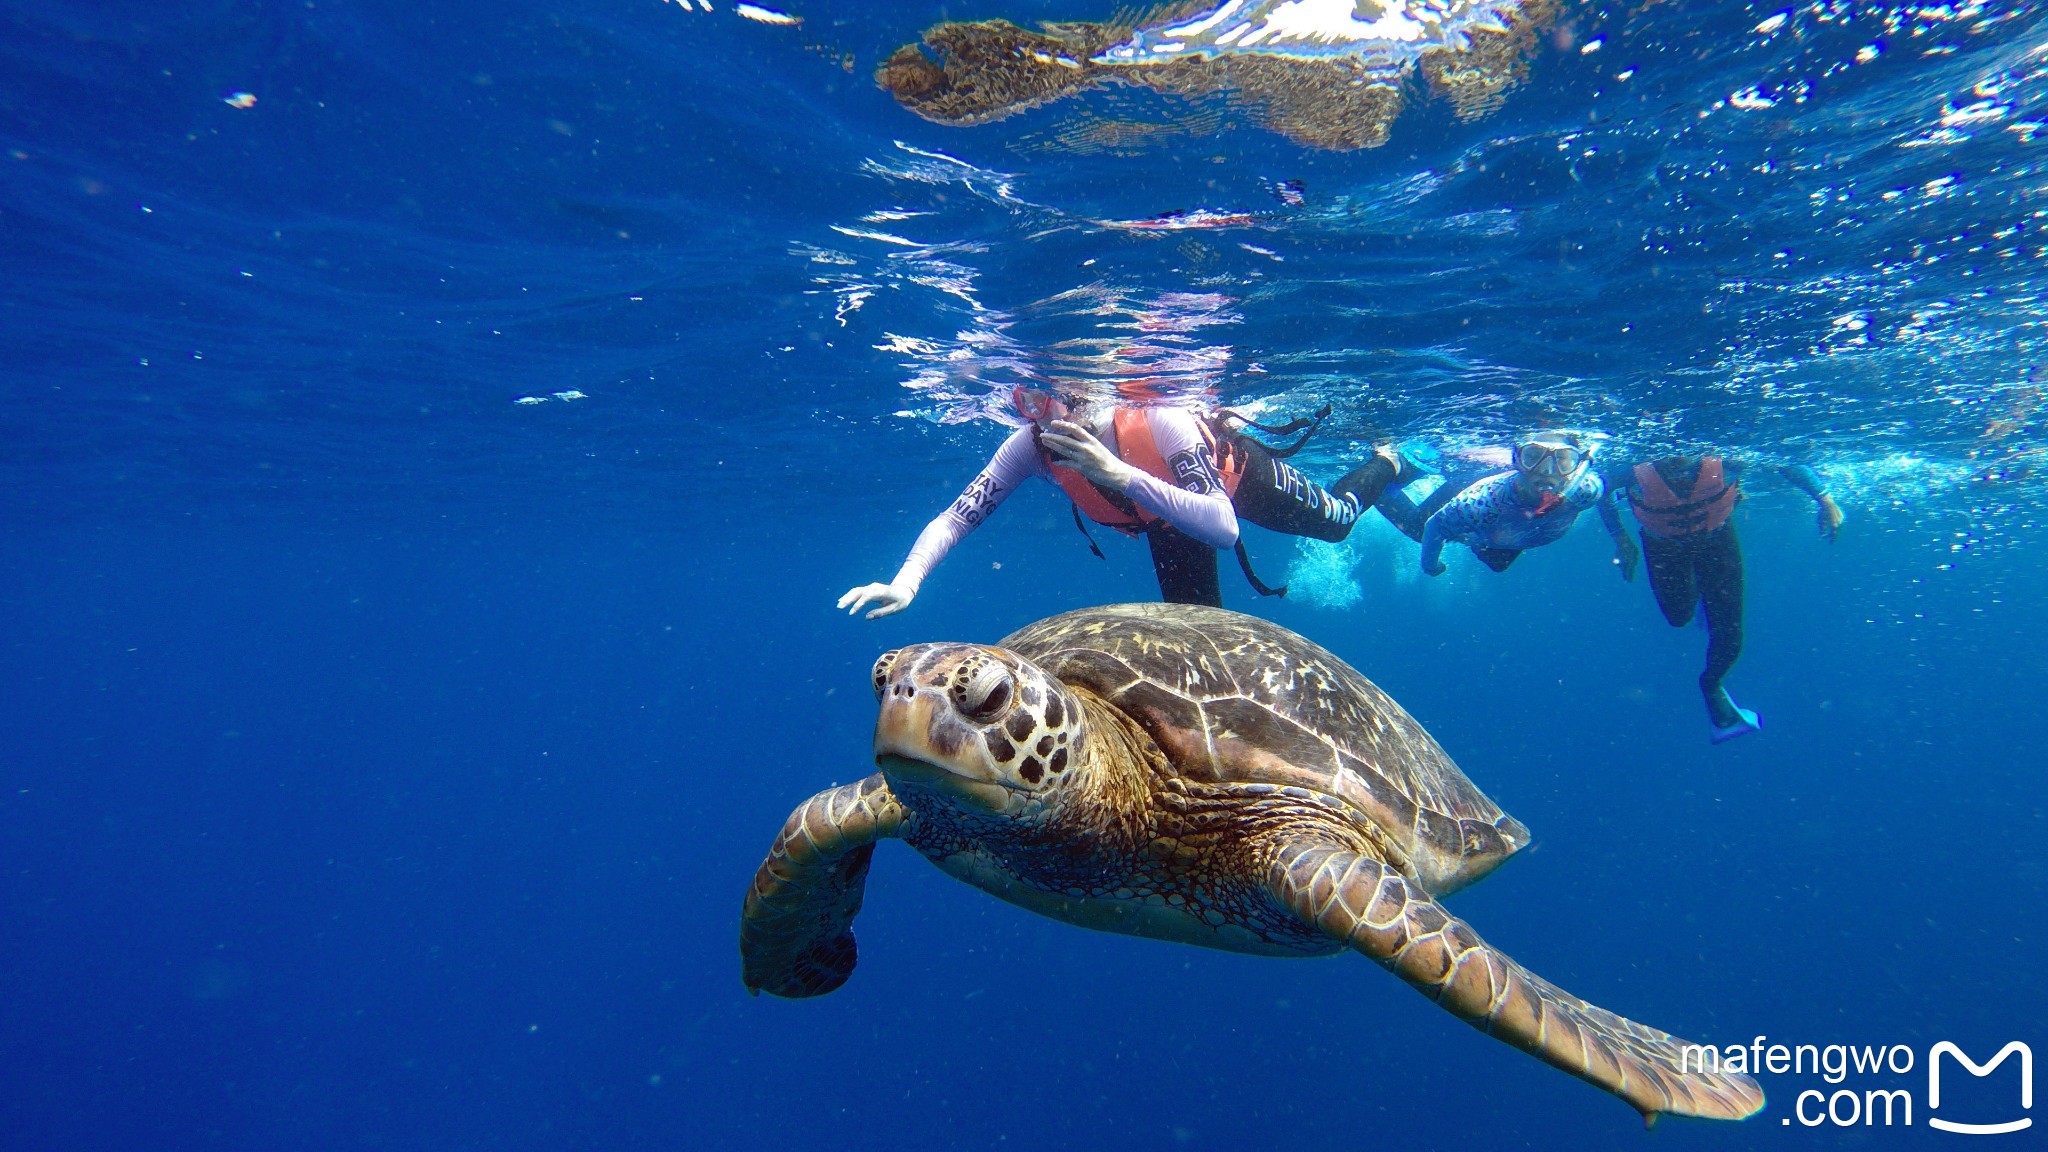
[1146,422,1406,604]
[1609,457,1843,744]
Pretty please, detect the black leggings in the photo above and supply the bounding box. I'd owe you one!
[1146,439,1403,606]
[1642,522,1744,701]
[1148,528,1224,606]
[1231,439,1398,542]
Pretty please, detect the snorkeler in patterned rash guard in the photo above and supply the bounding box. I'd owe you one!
[838,387,1406,614]
[1396,433,1634,577]
[1607,457,1844,744]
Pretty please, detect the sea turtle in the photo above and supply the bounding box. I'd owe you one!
[875,0,1557,152]
[740,603,1762,1122]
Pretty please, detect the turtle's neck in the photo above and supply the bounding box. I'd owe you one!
[1047,686,1163,861]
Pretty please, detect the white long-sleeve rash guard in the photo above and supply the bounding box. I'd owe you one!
[889,410,1239,594]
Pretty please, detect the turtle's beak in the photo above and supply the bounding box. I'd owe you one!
[874,752,1013,814]
[873,666,1016,813]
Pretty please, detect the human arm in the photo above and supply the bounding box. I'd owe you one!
[1040,410,1239,548]
[1418,481,1488,576]
[1598,490,1638,582]
[837,428,1041,618]
[1419,513,1451,576]
[1778,464,1843,541]
[836,517,964,619]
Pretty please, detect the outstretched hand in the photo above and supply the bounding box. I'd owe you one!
[837,582,913,620]
[1039,420,1137,491]
[1816,495,1844,542]
[1614,534,1640,582]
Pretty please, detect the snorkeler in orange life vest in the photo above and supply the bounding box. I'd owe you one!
[1608,457,1844,744]
[836,387,1408,614]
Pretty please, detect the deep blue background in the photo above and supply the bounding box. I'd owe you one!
[3,0,2045,1149]
[4,506,2041,1150]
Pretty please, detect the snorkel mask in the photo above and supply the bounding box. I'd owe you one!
[1515,435,1591,513]
[1011,385,1071,428]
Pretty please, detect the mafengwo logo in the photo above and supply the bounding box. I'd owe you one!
[1928,1043,2031,1135]
[1680,1038,2031,1132]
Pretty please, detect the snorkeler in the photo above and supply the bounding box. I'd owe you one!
[1608,457,1844,744]
[1401,433,1634,577]
[837,387,1406,615]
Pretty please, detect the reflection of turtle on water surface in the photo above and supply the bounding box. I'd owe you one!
[876,0,1560,151]
[740,603,1764,1123]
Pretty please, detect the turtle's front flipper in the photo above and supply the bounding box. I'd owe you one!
[741,775,905,999]
[1267,842,1763,1123]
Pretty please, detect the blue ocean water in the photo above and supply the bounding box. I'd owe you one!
[3,0,2045,1148]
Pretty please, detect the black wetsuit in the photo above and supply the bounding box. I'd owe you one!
[1147,439,1402,605]
[1643,515,1747,716]
[1619,459,1826,726]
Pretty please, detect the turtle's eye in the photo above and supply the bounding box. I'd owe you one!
[953,661,1014,723]
[871,651,901,701]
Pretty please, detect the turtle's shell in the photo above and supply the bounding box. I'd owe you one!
[1000,602,1528,894]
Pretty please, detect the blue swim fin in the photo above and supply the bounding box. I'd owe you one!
[1708,687,1761,745]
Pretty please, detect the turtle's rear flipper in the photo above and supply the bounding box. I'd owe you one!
[741,775,905,998]
[1266,842,1763,1123]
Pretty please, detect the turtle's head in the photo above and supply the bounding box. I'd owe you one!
[871,643,1083,816]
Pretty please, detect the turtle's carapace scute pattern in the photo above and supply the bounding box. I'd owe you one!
[739,604,1764,1122]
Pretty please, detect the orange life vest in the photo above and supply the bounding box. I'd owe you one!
[1044,408,1245,535]
[1629,457,1740,539]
